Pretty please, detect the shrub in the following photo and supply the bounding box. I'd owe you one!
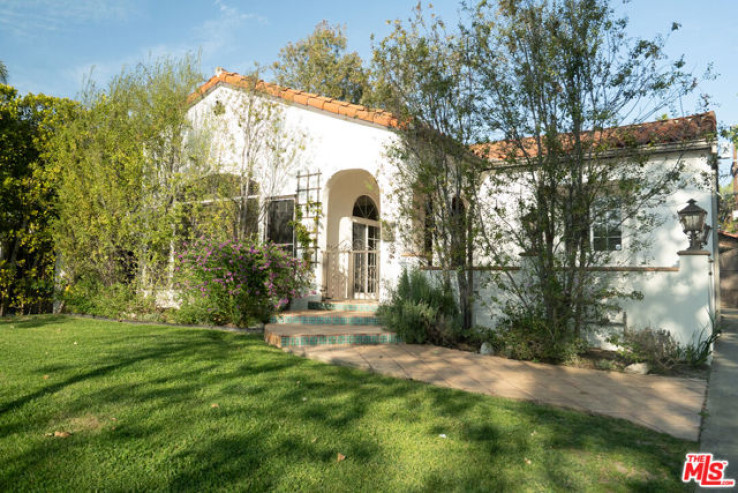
[61,277,156,319]
[175,237,311,327]
[609,324,720,370]
[489,307,587,363]
[377,269,461,345]
[608,327,681,370]
[681,327,720,367]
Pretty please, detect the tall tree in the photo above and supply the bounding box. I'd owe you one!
[0,60,8,84]
[272,21,368,104]
[372,5,482,330]
[0,85,74,315]
[469,0,703,355]
[51,54,213,291]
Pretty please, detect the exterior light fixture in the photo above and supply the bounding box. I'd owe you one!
[677,199,711,251]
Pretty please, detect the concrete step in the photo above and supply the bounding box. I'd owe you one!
[308,300,380,313]
[271,309,379,326]
[265,323,401,349]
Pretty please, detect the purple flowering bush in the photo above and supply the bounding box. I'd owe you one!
[174,237,311,327]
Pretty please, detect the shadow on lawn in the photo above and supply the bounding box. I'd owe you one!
[0,314,69,329]
[0,319,687,491]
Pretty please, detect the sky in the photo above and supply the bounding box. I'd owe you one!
[1,0,736,161]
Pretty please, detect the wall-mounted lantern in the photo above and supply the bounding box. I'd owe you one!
[677,199,711,251]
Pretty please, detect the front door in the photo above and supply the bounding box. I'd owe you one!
[352,221,379,299]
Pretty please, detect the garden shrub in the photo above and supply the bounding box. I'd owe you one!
[681,327,720,367]
[175,237,311,327]
[61,277,156,319]
[489,307,587,363]
[609,324,720,370]
[377,268,461,346]
[608,327,681,370]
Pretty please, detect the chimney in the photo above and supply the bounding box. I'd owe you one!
[215,67,226,77]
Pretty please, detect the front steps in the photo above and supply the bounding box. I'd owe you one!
[265,300,401,349]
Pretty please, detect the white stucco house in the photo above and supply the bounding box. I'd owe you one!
[187,68,719,348]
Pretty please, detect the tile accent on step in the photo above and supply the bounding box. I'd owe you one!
[307,301,379,313]
[271,314,379,325]
[278,333,402,347]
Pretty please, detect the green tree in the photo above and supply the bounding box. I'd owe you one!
[51,55,213,295]
[469,0,703,354]
[718,183,737,233]
[372,5,482,330]
[0,85,75,315]
[272,21,368,104]
[0,61,7,84]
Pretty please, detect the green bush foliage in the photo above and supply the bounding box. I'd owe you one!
[175,237,311,327]
[681,327,720,367]
[51,54,211,294]
[489,307,587,363]
[61,278,156,319]
[610,324,720,370]
[0,85,75,315]
[609,328,681,370]
[377,269,462,345]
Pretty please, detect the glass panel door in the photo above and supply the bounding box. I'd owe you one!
[351,222,379,298]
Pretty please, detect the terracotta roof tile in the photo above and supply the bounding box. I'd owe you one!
[189,70,708,159]
[471,112,716,161]
[323,101,341,113]
[292,93,309,105]
[307,97,325,111]
[339,105,358,118]
[189,69,399,128]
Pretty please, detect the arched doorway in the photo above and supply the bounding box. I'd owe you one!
[322,170,381,300]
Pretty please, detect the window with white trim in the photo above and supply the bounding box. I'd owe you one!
[592,197,622,252]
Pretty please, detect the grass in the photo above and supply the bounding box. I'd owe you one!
[0,316,693,492]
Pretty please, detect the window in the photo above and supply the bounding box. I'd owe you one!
[352,195,378,220]
[423,200,435,260]
[592,197,622,252]
[267,199,295,254]
[450,195,467,266]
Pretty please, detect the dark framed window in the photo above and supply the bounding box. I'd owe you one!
[592,197,622,252]
[423,200,435,260]
[267,199,295,254]
[353,195,378,220]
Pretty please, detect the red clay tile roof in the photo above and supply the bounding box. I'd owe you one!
[189,70,715,161]
[470,111,717,161]
[188,69,399,128]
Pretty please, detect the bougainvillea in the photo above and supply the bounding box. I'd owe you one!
[175,237,311,326]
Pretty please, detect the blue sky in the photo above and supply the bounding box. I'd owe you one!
[1,0,736,138]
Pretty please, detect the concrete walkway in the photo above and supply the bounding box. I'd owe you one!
[699,308,738,483]
[284,343,707,441]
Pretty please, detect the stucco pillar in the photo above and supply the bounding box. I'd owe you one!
[675,250,714,345]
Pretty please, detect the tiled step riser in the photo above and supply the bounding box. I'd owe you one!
[308,301,380,313]
[267,332,402,348]
[271,315,379,326]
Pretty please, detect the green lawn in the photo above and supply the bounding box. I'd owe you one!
[1,316,692,492]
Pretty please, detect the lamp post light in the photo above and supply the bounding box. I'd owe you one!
[677,199,711,251]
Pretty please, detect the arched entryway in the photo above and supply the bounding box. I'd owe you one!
[322,170,381,300]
